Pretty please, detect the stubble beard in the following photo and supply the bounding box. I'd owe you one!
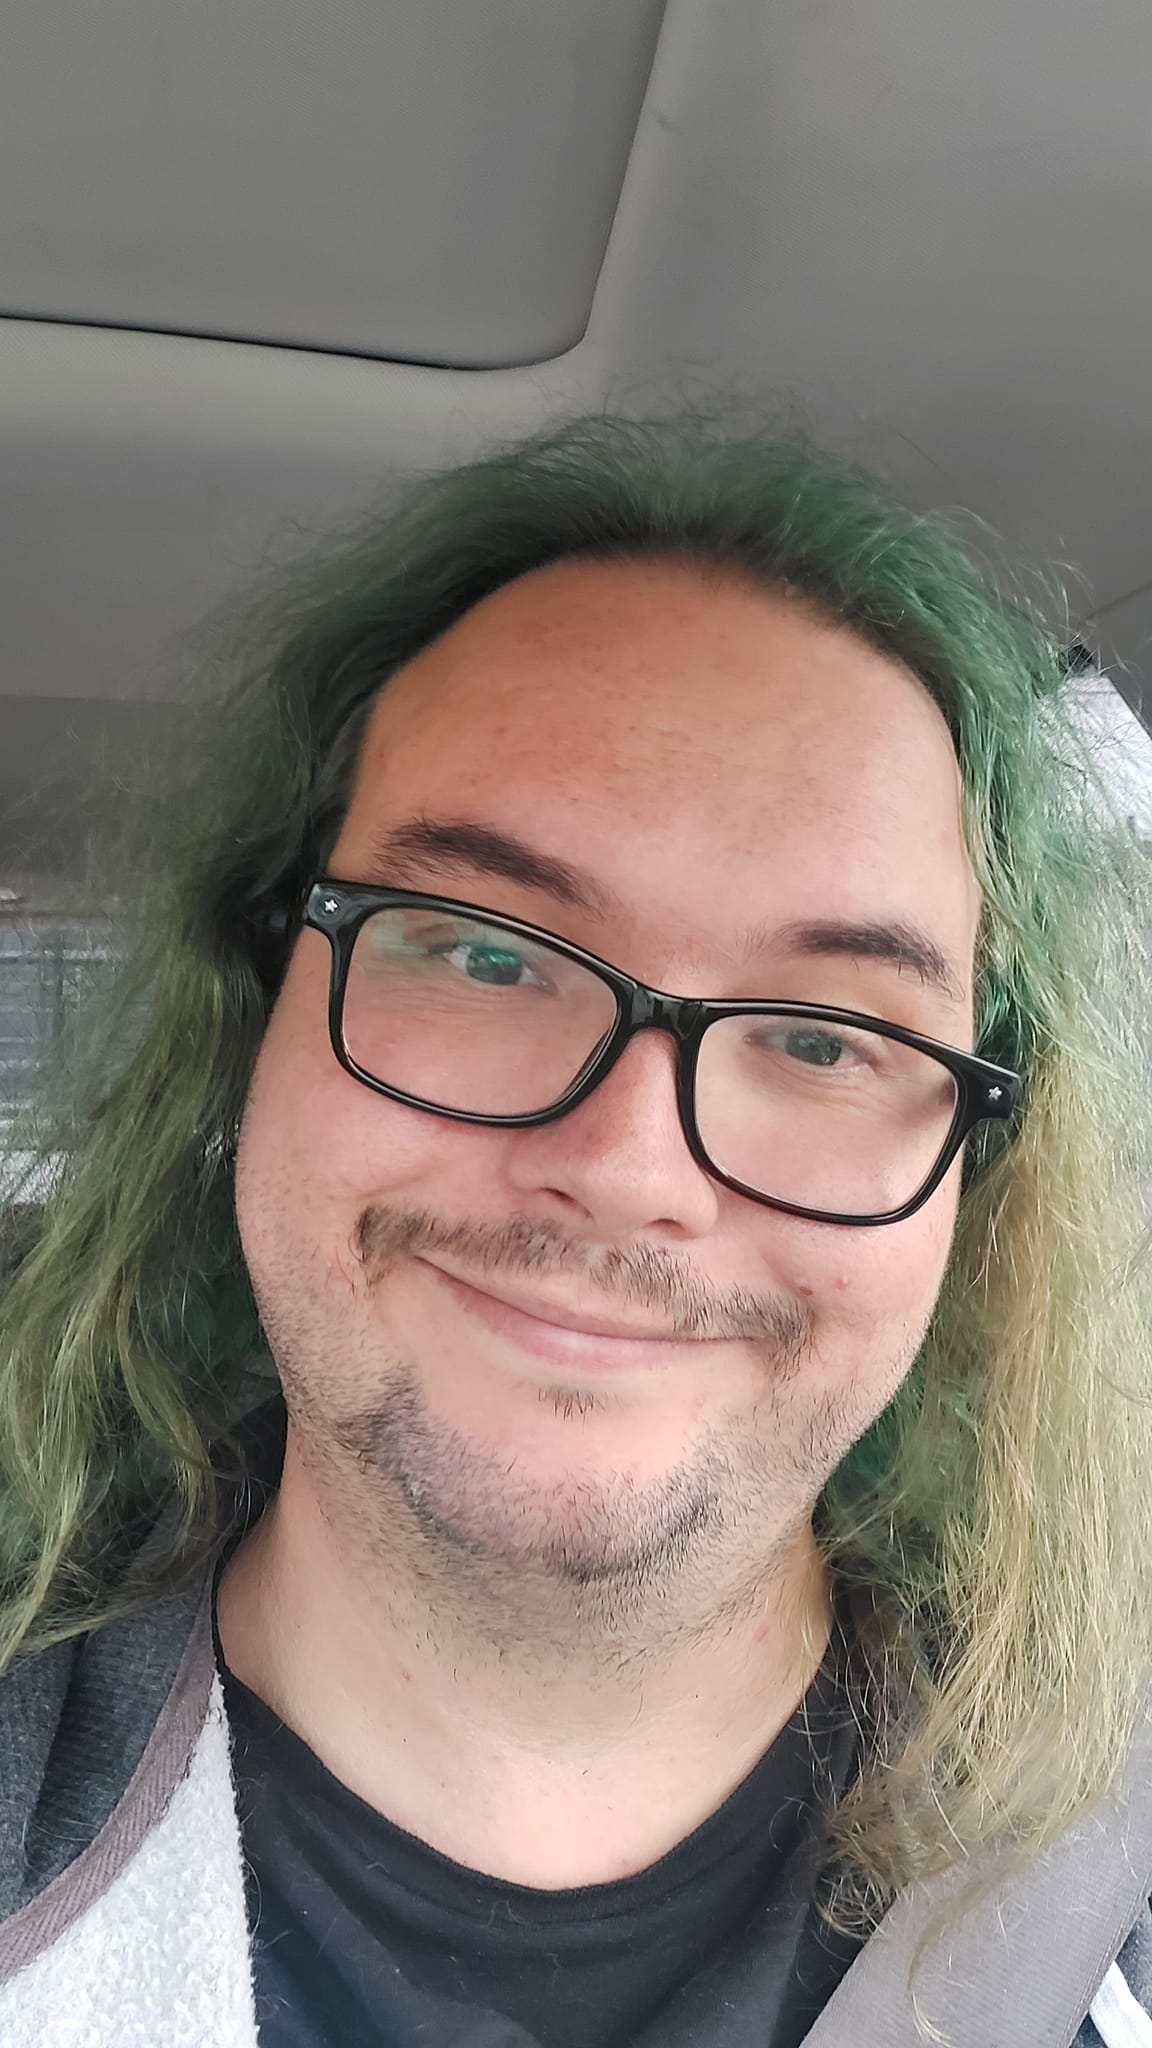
[261,1203,868,1659]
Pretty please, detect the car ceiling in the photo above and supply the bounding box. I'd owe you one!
[2,0,1150,876]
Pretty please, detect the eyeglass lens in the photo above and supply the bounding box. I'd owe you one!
[340,906,960,1218]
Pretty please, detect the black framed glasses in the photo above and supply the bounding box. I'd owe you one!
[301,878,1022,1227]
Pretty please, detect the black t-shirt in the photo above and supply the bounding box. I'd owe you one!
[214,1585,866,2048]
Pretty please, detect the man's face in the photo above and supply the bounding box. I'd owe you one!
[235,558,982,1616]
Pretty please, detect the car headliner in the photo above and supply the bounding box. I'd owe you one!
[0,0,1149,875]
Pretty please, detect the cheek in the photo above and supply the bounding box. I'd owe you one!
[766,1174,959,1378]
[236,992,514,1264]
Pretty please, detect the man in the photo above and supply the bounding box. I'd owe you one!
[0,418,1150,2048]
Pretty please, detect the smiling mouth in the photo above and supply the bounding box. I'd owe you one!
[418,1257,716,1370]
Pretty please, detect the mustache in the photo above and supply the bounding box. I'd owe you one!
[354,1207,813,1358]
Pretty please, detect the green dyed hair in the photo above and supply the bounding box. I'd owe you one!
[2,415,1150,1921]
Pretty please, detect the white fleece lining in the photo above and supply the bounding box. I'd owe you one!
[0,1676,258,2048]
[1090,1963,1152,2048]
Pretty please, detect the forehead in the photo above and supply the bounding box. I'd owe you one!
[340,558,980,974]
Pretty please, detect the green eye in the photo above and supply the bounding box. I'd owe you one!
[783,1028,844,1066]
[455,942,527,985]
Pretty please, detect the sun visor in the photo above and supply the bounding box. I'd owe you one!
[0,0,665,368]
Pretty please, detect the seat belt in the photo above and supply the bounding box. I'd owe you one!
[801,1704,1152,2048]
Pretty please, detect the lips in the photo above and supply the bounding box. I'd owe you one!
[419,1258,710,1371]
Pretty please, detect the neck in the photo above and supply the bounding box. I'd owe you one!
[215,1430,833,1889]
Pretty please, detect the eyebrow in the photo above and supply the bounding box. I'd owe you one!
[358,817,965,1002]
[362,816,622,918]
[765,917,966,1003]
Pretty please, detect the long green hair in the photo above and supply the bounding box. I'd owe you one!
[2,415,1150,1919]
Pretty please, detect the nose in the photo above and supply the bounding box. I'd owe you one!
[502,1026,721,1239]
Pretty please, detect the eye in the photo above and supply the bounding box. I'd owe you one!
[774,1026,853,1067]
[738,1022,892,1078]
[438,937,542,986]
[361,911,563,995]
